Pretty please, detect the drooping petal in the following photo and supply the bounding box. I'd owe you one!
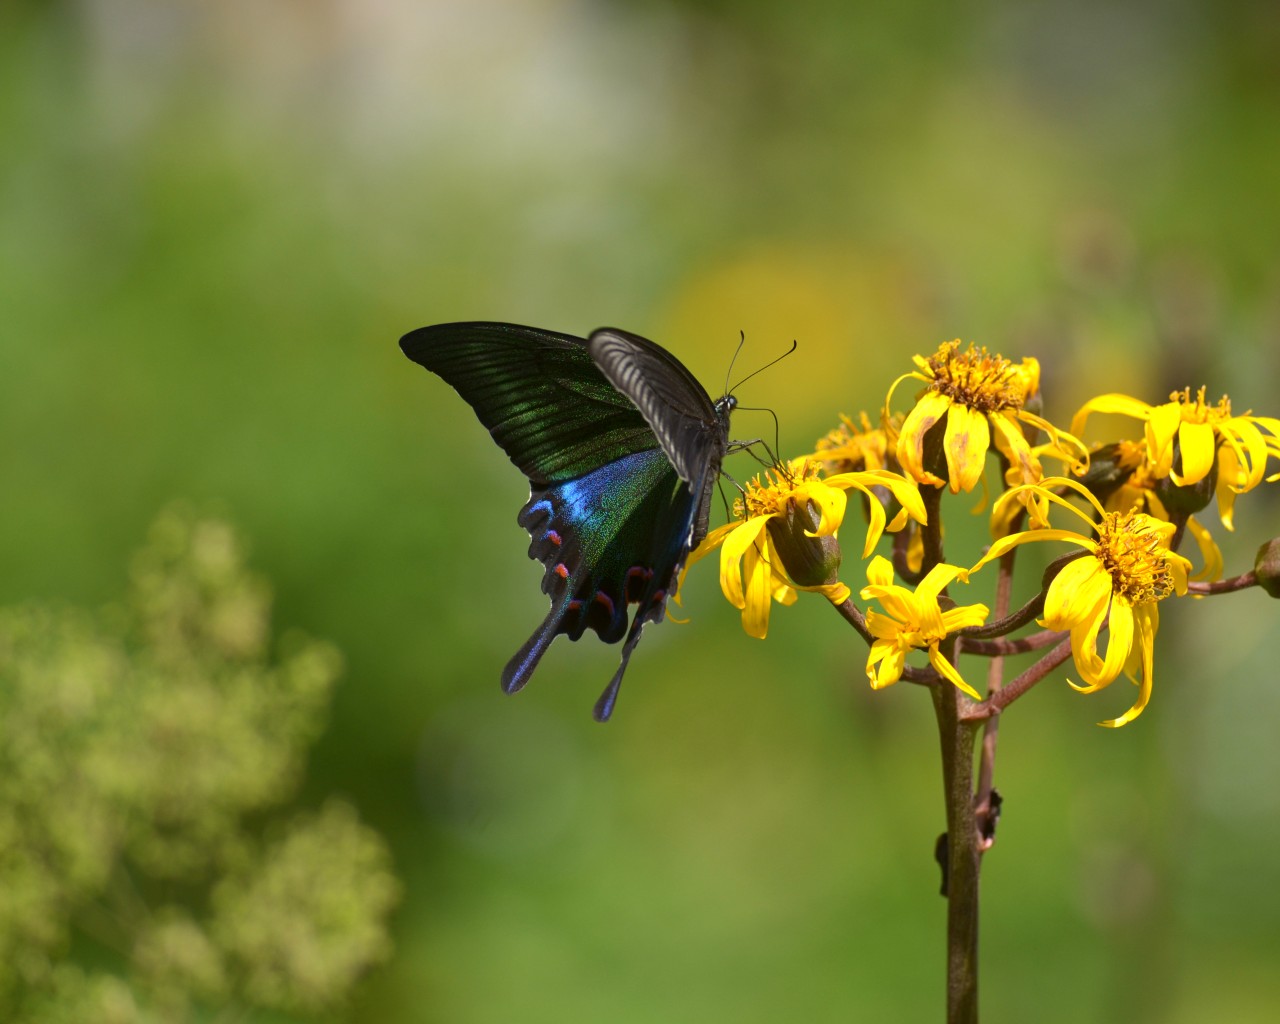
[674,522,738,605]
[898,391,953,486]
[868,642,906,689]
[718,516,770,610]
[1185,515,1223,582]
[971,527,1094,577]
[927,644,983,700]
[1100,604,1157,727]
[1224,418,1268,491]
[795,479,848,537]
[741,533,774,639]
[1068,596,1111,687]
[1097,596,1134,683]
[943,402,991,493]
[1172,419,1215,486]
[990,412,1036,484]
[1146,400,1183,477]
[1214,443,1240,530]
[1041,555,1111,630]
[1070,393,1153,439]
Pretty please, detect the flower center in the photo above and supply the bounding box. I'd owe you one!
[925,340,1028,414]
[1170,385,1232,425]
[1096,511,1177,604]
[736,459,824,520]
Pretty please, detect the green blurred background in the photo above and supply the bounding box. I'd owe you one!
[3,0,1279,1021]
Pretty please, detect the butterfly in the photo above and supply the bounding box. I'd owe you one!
[400,321,737,721]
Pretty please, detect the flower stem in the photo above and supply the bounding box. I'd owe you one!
[1186,570,1257,595]
[931,650,980,1024]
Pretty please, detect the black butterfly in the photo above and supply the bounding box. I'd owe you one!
[400,322,737,721]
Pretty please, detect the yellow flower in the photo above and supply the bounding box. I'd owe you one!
[972,478,1192,727]
[1079,439,1223,581]
[860,556,989,698]
[815,411,899,474]
[678,459,926,639]
[891,340,1087,494]
[1071,386,1280,530]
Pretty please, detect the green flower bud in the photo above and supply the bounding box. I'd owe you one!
[766,497,842,588]
[1254,538,1280,598]
[1074,442,1135,508]
[1154,437,1218,516]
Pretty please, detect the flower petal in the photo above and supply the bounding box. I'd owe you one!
[971,528,1094,577]
[1185,515,1223,582]
[1070,393,1153,439]
[718,516,770,609]
[869,643,906,690]
[898,391,952,486]
[1146,400,1183,477]
[1100,604,1157,727]
[928,645,983,700]
[944,403,991,493]
[1097,596,1133,683]
[674,522,737,605]
[741,533,773,638]
[1042,555,1110,630]
[990,412,1036,484]
[1172,420,1215,486]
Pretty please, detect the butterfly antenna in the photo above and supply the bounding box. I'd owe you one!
[730,338,797,395]
[723,330,747,400]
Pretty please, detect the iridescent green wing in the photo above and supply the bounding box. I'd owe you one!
[399,321,659,485]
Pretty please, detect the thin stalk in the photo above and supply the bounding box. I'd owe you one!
[932,638,980,1024]
[973,545,1015,842]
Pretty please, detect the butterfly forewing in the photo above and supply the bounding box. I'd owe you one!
[400,322,658,485]
[588,329,728,489]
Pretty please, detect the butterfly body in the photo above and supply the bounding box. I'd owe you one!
[400,321,734,720]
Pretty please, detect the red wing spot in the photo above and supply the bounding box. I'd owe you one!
[593,591,616,615]
[651,589,666,603]
[567,599,583,611]
[554,563,570,579]
[546,530,562,546]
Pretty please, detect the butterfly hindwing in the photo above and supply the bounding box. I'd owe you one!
[401,321,734,719]
[502,449,698,699]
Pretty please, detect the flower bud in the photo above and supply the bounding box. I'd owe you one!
[1255,538,1280,598]
[766,497,842,588]
[1074,442,1134,508]
[1154,438,1218,516]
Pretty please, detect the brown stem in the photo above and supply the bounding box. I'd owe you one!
[957,592,1046,640]
[922,485,946,571]
[960,628,1066,657]
[961,637,1074,721]
[932,636,980,1024]
[1186,570,1258,595]
[832,597,874,643]
[893,525,926,586]
[974,546,1015,849]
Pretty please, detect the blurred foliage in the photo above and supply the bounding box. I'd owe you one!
[2,1,1279,1021]
[0,507,400,1022]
